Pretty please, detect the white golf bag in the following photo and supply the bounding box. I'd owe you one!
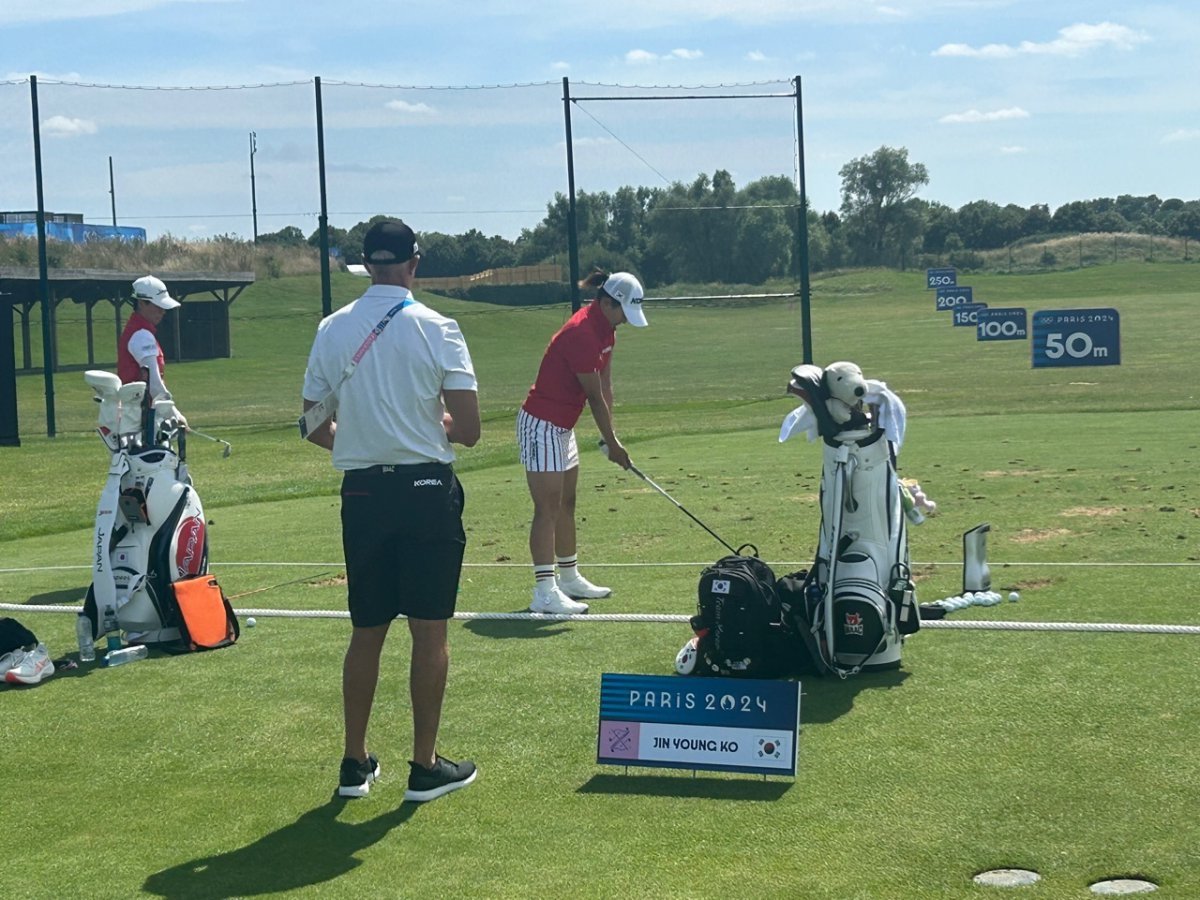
[783,364,920,677]
[81,370,208,648]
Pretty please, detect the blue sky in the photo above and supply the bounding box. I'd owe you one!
[1,0,1196,241]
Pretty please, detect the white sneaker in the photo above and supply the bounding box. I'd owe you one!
[529,586,589,615]
[4,643,55,685]
[557,573,612,600]
[0,648,26,677]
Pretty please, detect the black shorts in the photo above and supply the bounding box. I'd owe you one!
[340,463,466,627]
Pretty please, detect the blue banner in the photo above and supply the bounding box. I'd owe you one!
[597,673,800,776]
[1032,308,1121,367]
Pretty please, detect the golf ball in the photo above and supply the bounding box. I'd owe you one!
[246,617,257,627]
[1008,592,1020,602]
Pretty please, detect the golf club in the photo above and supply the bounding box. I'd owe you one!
[599,440,738,555]
[188,428,232,458]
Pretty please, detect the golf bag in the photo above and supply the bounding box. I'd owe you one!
[80,370,231,651]
[784,364,920,677]
[689,545,790,678]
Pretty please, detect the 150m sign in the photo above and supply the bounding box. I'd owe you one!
[1032,308,1120,367]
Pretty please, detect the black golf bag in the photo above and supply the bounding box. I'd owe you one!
[783,363,920,676]
[80,370,220,650]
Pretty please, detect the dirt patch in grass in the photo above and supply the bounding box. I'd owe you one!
[310,574,347,588]
[1010,528,1072,544]
[1060,506,1123,517]
[980,469,1042,478]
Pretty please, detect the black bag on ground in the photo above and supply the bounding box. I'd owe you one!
[0,618,38,655]
[774,569,832,677]
[692,545,785,677]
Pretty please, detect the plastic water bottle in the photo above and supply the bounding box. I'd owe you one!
[76,613,96,662]
[103,645,148,668]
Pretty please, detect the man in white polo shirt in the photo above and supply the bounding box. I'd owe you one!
[302,218,481,803]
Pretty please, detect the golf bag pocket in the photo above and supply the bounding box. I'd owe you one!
[169,575,239,652]
[694,549,781,677]
[774,571,830,677]
[832,579,889,665]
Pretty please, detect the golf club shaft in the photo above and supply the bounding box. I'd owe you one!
[627,463,738,556]
[188,428,232,449]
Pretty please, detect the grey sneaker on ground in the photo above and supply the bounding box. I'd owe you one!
[404,755,477,803]
[338,753,381,798]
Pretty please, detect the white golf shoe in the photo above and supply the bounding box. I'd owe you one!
[530,586,589,615]
[4,643,55,685]
[556,573,612,600]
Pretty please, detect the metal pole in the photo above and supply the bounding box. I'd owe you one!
[562,77,581,312]
[108,156,117,226]
[794,75,813,365]
[30,75,56,438]
[249,131,259,243]
[314,78,332,318]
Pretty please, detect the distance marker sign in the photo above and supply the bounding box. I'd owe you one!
[953,302,987,326]
[936,285,973,310]
[1032,308,1120,367]
[597,673,800,776]
[977,307,1028,342]
[926,267,956,289]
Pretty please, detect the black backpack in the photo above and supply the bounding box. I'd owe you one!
[691,545,785,677]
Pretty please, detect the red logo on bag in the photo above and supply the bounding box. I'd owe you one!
[844,611,864,636]
[175,516,206,576]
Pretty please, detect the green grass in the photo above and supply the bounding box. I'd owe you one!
[3,263,1199,898]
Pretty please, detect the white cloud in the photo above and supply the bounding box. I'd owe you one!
[385,100,434,115]
[1162,128,1200,144]
[747,51,768,62]
[624,48,703,64]
[551,61,570,71]
[999,145,1027,154]
[42,115,98,137]
[939,106,1030,124]
[0,0,236,27]
[933,21,1149,59]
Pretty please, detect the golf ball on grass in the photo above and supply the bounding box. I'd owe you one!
[1008,592,1020,602]
[246,617,257,627]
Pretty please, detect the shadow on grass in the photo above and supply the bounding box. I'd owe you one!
[24,586,88,605]
[142,797,418,898]
[798,667,911,724]
[578,772,791,800]
[462,616,574,640]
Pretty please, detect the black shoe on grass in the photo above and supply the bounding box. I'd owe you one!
[404,755,477,803]
[338,753,381,798]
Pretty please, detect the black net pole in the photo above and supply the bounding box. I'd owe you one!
[314,77,332,319]
[795,75,813,365]
[562,77,581,312]
[30,75,56,438]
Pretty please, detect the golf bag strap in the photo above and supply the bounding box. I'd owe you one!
[91,451,130,621]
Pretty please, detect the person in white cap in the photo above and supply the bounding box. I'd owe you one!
[118,275,181,404]
[517,268,647,615]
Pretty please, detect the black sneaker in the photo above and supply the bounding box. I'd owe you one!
[404,755,477,803]
[338,753,381,798]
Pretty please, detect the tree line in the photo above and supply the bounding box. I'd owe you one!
[254,146,1200,286]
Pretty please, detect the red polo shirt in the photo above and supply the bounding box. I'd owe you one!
[117,310,165,386]
[521,302,615,429]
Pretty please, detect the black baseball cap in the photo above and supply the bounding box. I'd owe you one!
[362,218,420,264]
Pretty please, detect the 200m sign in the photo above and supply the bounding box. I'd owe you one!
[1032,308,1120,368]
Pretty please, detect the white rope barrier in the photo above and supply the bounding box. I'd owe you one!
[2,602,1198,634]
[3,560,1199,575]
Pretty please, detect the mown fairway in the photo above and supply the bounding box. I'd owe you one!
[2,263,1198,898]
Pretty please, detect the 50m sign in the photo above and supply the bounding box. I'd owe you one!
[1032,308,1121,368]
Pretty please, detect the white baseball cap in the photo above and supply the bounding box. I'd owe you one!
[602,272,647,327]
[132,275,180,310]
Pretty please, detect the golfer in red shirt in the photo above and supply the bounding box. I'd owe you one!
[517,270,647,614]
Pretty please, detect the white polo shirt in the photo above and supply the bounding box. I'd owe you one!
[302,285,477,471]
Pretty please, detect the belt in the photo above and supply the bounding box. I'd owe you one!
[351,462,452,476]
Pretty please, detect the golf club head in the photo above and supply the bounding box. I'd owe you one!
[221,443,232,458]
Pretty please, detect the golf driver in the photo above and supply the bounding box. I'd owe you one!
[600,440,738,555]
[188,428,232,458]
